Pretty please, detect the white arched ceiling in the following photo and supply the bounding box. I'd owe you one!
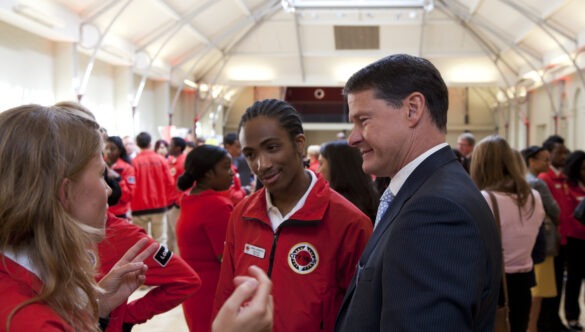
[2,0,585,98]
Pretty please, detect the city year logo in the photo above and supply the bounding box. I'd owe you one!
[288,242,319,275]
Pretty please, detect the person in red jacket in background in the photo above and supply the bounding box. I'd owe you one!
[214,99,372,332]
[167,137,187,253]
[104,136,136,218]
[177,144,234,332]
[306,144,321,173]
[99,172,201,332]
[130,132,176,247]
[222,133,247,206]
[561,150,585,331]
[537,135,572,332]
[225,132,254,195]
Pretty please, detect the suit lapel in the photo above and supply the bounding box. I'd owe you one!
[341,146,456,299]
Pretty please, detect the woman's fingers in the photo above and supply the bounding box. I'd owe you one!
[212,265,273,332]
[131,242,159,263]
[233,275,255,287]
[116,238,149,265]
[246,265,271,308]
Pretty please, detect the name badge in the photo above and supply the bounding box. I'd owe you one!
[555,184,561,189]
[244,243,265,259]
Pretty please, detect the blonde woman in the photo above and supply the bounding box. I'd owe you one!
[471,136,545,332]
[0,104,157,331]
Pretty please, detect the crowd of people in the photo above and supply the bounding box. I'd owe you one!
[2,53,585,332]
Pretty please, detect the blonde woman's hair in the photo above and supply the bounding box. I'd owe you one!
[470,135,535,212]
[0,104,103,331]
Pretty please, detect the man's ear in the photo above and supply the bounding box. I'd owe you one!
[294,133,306,157]
[58,178,71,211]
[405,92,425,127]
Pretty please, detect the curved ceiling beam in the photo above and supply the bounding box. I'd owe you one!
[463,13,541,63]
[193,1,282,120]
[448,4,558,115]
[187,0,282,81]
[468,0,484,15]
[168,0,281,115]
[441,0,537,65]
[233,0,252,16]
[172,0,277,68]
[437,1,517,80]
[213,0,282,54]
[169,44,214,114]
[441,1,559,117]
[222,88,245,127]
[136,0,216,52]
[81,0,120,24]
[499,0,576,45]
[499,0,585,92]
[131,0,220,109]
[198,58,231,119]
[76,0,134,101]
[437,0,521,131]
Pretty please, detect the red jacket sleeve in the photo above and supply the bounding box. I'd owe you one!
[337,213,372,290]
[163,162,177,207]
[212,209,238,318]
[125,247,201,324]
[118,165,136,206]
[98,215,201,327]
[203,201,233,260]
[229,165,246,205]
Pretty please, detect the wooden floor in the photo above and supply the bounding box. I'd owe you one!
[128,283,585,331]
[129,288,189,332]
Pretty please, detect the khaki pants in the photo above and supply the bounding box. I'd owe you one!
[166,206,180,255]
[132,212,167,247]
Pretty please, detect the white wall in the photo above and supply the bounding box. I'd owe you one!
[0,21,192,142]
[0,21,55,110]
[503,71,585,151]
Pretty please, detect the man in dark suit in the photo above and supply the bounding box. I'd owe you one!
[335,54,502,331]
[457,132,475,173]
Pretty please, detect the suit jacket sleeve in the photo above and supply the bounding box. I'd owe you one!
[380,196,488,331]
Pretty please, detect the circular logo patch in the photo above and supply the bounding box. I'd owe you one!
[288,242,319,274]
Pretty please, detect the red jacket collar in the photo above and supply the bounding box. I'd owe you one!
[240,175,331,227]
[1,253,44,295]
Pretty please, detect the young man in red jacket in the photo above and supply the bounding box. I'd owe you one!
[130,132,175,247]
[213,99,372,332]
[537,135,571,332]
